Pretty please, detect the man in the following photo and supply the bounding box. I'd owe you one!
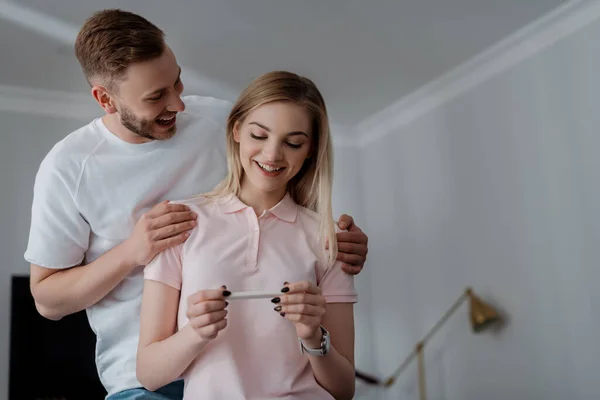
[25,9,369,400]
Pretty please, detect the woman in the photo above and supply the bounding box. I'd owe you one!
[137,71,356,399]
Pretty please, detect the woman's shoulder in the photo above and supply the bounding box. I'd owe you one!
[296,205,319,226]
[296,206,343,234]
[168,194,219,216]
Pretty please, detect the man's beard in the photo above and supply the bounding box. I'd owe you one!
[119,105,176,141]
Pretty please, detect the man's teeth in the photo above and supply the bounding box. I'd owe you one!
[157,116,175,123]
[257,162,282,172]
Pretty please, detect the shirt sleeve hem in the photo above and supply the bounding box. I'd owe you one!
[324,294,358,304]
[143,276,182,291]
[24,254,84,270]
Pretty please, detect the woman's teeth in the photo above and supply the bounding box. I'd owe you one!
[257,162,282,172]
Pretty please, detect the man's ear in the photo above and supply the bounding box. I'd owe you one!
[233,121,241,143]
[91,84,117,114]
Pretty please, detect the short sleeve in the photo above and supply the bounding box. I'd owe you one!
[24,158,90,269]
[144,244,183,291]
[318,259,358,304]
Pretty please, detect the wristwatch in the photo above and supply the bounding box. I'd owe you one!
[299,325,330,356]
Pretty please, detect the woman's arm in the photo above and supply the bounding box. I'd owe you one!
[277,282,355,400]
[136,281,230,391]
[306,303,355,400]
[136,280,204,391]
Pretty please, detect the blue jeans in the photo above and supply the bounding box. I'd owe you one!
[107,380,184,400]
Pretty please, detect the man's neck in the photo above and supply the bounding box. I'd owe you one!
[102,114,151,144]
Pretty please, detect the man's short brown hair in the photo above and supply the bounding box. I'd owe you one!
[75,9,165,86]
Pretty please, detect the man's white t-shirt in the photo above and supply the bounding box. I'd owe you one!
[24,96,231,397]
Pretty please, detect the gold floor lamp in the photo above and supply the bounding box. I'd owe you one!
[354,287,501,400]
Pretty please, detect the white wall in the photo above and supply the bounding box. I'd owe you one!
[359,13,600,400]
[0,112,87,400]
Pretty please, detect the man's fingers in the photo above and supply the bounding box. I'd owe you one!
[336,251,365,266]
[151,211,197,230]
[147,201,191,217]
[337,214,354,230]
[341,264,363,275]
[154,232,190,254]
[336,231,368,246]
[145,200,170,217]
[337,241,368,258]
[152,220,196,241]
[348,224,364,235]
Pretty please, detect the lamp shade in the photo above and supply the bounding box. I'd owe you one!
[467,288,500,333]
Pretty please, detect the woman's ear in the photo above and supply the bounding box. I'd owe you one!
[233,121,241,143]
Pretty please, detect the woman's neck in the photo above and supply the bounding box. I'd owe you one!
[239,179,287,216]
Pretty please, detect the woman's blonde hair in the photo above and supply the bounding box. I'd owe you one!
[206,71,337,264]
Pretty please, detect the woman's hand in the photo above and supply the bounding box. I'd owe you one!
[186,286,230,341]
[273,281,326,347]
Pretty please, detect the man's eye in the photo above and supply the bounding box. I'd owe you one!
[148,93,163,101]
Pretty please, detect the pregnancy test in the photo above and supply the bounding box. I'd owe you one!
[227,291,282,300]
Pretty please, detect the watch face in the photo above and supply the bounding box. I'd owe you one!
[321,327,331,355]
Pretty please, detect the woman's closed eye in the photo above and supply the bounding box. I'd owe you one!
[250,133,304,149]
[250,133,267,140]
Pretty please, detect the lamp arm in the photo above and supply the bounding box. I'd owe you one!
[378,289,470,386]
[355,287,500,388]
[421,289,470,346]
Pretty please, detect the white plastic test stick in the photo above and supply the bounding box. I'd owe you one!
[227,291,282,300]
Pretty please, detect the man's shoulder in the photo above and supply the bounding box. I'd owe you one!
[179,95,233,130]
[39,119,105,185]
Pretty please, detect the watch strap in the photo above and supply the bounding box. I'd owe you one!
[299,325,330,356]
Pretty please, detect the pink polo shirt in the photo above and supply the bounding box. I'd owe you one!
[144,193,357,399]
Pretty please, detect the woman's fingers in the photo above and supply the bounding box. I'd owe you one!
[186,300,228,320]
[272,292,325,307]
[195,317,228,340]
[281,281,321,295]
[189,309,228,329]
[275,303,325,317]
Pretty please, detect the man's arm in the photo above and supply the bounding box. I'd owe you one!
[30,201,197,320]
[31,243,136,320]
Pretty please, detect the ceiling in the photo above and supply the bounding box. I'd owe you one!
[0,0,567,126]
